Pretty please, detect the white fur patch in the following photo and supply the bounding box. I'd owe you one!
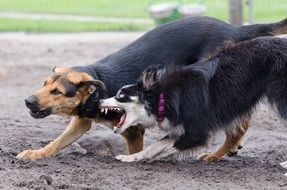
[173,149,195,161]
[169,124,185,138]
[115,138,178,162]
[154,118,185,137]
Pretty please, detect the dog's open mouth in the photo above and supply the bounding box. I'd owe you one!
[100,107,126,128]
[29,109,51,119]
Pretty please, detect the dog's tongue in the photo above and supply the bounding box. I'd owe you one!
[116,114,126,128]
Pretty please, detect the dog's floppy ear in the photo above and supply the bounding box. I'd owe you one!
[79,80,108,98]
[140,66,159,89]
[77,80,108,118]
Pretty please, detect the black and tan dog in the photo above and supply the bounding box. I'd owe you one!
[17,16,287,160]
[101,37,287,163]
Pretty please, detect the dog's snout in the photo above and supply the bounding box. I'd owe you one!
[25,95,39,111]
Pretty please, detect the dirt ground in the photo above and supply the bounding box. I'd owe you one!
[0,32,286,190]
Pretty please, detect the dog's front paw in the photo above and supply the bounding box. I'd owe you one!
[115,154,141,162]
[17,149,49,160]
[197,152,221,162]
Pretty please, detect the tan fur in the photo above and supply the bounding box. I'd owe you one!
[17,117,92,160]
[197,117,251,162]
[35,78,85,116]
[17,67,145,160]
[52,66,71,73]
[121,125,145,154]
[67,72,94,84]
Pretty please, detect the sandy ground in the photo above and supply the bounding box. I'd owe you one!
[0,32,286,190]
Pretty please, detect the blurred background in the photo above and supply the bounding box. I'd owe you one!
[0,0,286,32]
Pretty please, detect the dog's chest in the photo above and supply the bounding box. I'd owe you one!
[157,118,185,138]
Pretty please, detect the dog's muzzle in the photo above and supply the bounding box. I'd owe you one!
[25,95,51,119]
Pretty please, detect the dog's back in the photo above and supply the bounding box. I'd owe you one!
[99,17,287,66]
[94,17,287,95]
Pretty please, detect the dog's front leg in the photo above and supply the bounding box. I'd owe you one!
[115,137,177,162]
[17,116,92,160]
[121,125,145,154]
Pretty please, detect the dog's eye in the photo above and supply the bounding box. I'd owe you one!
[118,94,125,99]
[116,92,125,99]
[50,89,62,95]
[115,93,128,102]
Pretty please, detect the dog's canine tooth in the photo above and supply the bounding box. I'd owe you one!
[101,108,104,113]
[105,108,108,114]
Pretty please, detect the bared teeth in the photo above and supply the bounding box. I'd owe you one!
[100,107,124,114]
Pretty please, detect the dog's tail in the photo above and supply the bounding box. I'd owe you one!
[238,18,287,41]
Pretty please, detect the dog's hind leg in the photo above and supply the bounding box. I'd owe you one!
[226,133,245,156]
[17,117,92,160]
[121,125,145,154]
[227,116,251,156]
[197,119,250,162]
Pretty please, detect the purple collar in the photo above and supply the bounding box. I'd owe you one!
[156,92,165,123]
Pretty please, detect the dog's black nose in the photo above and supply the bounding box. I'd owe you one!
[25,96,38,111]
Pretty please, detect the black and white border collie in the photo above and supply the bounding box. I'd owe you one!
[100,37,287,169]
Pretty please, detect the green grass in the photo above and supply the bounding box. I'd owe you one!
[0,0,286,32]
[243,0,287,22]
[0,18,152,32]
[0,0,151,18]
[0,0,285,20]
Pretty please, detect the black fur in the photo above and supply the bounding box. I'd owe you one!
[77,81,108,118]
[60,79,77,97]
[74,16,287,105]
[127,37,287,151]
